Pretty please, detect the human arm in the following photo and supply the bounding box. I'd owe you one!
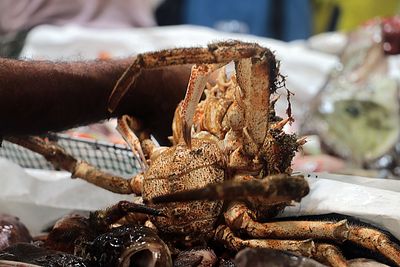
[0,58,191,143]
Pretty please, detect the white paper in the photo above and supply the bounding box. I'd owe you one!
[283,175,400,239]
[0,158,132,235]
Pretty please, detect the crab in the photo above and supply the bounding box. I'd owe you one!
[6,41,400,266]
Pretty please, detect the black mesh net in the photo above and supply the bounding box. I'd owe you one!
[0,134,141,177]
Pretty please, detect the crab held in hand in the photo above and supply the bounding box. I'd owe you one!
[6,41,400,266]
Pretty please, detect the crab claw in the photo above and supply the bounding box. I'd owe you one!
[297,136,307,146]
[181,64,222,148]
[117,115,148,170]
[272,117,291,131]
[117,201,167,217]
[108,57,143,113]
[89,201,167,233]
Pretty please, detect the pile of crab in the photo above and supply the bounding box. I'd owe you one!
[2,41,400,267]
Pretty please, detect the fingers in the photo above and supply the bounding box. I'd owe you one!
[114,65,192,144]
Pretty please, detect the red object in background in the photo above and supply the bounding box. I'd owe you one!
[292,154,345,173]
[382,16,400,55]
[98,51,112,60]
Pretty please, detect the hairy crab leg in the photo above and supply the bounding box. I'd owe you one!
[215,225,348,267]
[117,115,148,170]
[235,56,271,155]
[108,41,270,113]
[346,227,400,266]
[180,64,222,148]
[225,202,350,240]
[224,202,400,266]
[116,115,168,195]
[89,200,165,231]
[6,136,135,194]
[148,174,309,204]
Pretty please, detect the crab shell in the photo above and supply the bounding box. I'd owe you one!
[142,139,225,238]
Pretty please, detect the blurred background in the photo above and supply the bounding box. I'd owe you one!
[1,0,400,57]
[157,0,400,40]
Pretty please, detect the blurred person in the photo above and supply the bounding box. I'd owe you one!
[0,0,162,57]
[0,0,194,144]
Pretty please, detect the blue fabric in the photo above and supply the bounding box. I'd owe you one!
[183,0,312,41]
[281,0,312,41]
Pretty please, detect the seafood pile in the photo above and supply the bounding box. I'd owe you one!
[2,212,399,266]
[2,41,400,266]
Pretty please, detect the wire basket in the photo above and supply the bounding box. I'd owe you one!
[0,134,141,177]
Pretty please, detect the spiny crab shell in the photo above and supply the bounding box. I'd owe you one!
[142,139,225,238]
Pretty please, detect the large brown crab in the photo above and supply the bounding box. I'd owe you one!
[6,41,400,266]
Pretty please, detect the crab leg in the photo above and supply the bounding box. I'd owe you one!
[224,202,351,241]
[90,200,165,230]
[224,202,400,266]
[235,57,271,155]
[346,227,400,266]
[149,174,309,204]
[215,225,348,267]
[117,115,148,170]
[108,41,270,113]
[180,64,222,148]
[5,136,135,194]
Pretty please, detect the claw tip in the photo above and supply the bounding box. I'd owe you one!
[297,136,307,146]
[182,121,192,149]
